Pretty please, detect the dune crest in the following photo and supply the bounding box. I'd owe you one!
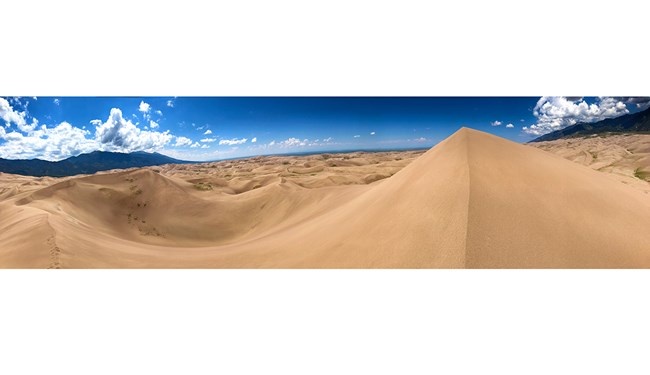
[1,128,649,268]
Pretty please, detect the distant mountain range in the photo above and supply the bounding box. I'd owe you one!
[0,151,191,177]
[531,107,650,142]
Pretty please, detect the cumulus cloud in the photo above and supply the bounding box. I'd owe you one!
[353,135,360,138]
[323,137,333,142]
[491,121,502,126]
[190,142,201,148]
[370,131,376,135]
[138,101,151,114]
[0,97,37,132]
[201,138,216,143]
[219,138,247,145]
[155,110,163,116]
[203,129,212,135]
[0,122,97,161]
[94,108,172,152]
[620,97,650,110]
[251,137,257,143]
[0,103,181,160]
[414,137,427,142]
[53,98,60,106]
[201,144,210,149]
[506,124,514,128]
[174,136,193,147]
[166,99,175,108]
[523,96,630,136]
[149,120,159,129]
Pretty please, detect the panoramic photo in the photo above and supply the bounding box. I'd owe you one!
[1,96,649,268]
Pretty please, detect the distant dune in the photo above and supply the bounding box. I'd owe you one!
[1,128,649,268]
[530,134,650,195]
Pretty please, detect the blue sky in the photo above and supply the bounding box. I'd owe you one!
[1,96,648,161]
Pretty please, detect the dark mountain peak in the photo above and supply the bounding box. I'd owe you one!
[530,106,650,142]
[0,150,192,177]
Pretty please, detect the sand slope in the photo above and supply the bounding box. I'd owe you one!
[1,128,649,268]
[531,134,650,195]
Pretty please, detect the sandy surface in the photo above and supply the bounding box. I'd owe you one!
[1,128,649,268]
[530,134,650,195]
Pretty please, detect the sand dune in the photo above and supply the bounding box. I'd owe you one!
[531,134,650,195]
[1,128,649,268]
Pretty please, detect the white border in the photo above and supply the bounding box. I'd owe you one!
[3,1,649,96]
[2,1,649,374]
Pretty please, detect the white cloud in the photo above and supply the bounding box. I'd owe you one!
[0,97,37,132]
[268,140,276,146]
[523,96,630,136]
[190,142,201,148]
[414,137,427,142]
[174,136,193,147]
[219,138,247,145]
[149,120,159,129]
[370,131,376,135]
[201,138,216,143]
[22,118,40,133]
[620,97,650,110]
[94,108,172,153]
[323,137,333,142]
[506,124,514,128]
[201,144,210,149]
[0,105,180,160]
[203,129,212,135]
[635,101,650,110]
[0,122,97,161]
[278,137,308,147]
[166,99,175,108]
[491,121,502,126]
[353,135,360,138]
[155,110,163,116]
[251,137,257,143]
[138,101,151,114]
[53,98,60,106]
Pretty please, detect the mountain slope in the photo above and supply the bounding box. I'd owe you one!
[531,107,650,142]
[0,151,190,177]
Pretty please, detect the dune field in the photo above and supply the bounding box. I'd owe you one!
[531,134,650,195]
[1,128,649,268]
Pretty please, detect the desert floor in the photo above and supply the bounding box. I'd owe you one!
[1,129,649,268]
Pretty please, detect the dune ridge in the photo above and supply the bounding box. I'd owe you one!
[1,128,649,268]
